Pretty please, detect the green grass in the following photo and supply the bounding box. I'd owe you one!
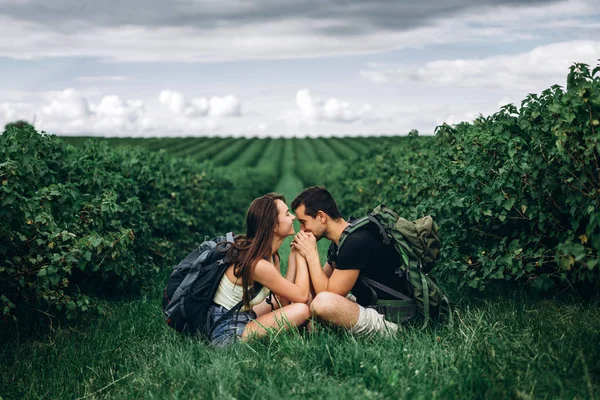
[3,137,599,399]
[1,290,598,399]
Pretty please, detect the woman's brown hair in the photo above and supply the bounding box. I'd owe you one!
[227,192,285,308]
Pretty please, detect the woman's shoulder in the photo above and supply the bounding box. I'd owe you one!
[251,259,278,285]
[254,258,274,270]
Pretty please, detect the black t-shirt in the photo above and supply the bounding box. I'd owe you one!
[327,226,405,306]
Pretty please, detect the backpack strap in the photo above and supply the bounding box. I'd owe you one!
[359,276,413,302]
[208,282,263,335]
[360,277,417,323]
[338,214,393,254]
[209,297,245,334]
[337,216,369,252]
[441,293,453,328]
[419,267,430,330]
[265,291,275,311]
[338,215,389,254]
[207,251,268,334]
[365,214,392,246]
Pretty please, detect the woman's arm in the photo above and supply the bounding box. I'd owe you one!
[276,248,298,306]
[293,249,310,300]
[253,257,310,304]
[285,248,297,281]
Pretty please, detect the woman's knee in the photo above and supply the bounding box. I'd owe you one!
[286,302,310,324]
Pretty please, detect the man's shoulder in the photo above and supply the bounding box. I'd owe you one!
[343,226,379,246]
[336,227,379,259]
[329,225,380,264]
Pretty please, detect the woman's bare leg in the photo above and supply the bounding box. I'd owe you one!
[252,297,281,316]
[242,303,310,339]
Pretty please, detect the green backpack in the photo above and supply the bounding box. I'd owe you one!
[337,204,452,329]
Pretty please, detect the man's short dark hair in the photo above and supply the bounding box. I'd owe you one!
[291,186,343,220]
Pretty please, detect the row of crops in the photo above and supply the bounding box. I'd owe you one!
[60,136,397,168]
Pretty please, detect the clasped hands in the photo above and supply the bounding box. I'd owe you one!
[291,230,317,259]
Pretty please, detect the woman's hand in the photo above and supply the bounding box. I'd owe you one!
[291,231,317,259]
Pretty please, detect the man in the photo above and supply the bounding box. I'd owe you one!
[291,186,407,337]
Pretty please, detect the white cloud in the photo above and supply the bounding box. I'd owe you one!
[159,90,242,117]
[360,40,600,91]
[0,88,248,136]
[291,89,378,125]
[159,90,190,115]
[27,90,149,135]
[41,88,91,120]
[0,101,35,124]
[208,95,242,117]
[95,96,142,118]
[92,95,147,133]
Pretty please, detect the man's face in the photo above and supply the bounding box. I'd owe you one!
[294,204,326,240]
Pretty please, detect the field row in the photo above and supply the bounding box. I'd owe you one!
[59,136,403,168]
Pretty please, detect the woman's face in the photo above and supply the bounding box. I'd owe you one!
[274,199,296,238]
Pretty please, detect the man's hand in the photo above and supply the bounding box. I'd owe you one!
[291,231,317,259]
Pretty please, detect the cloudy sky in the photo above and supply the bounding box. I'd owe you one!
[0,0,599,137]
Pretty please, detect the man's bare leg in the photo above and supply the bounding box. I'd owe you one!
[310,291,360,330]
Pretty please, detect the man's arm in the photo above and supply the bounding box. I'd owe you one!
[323,262,334,278]
[308,260,332,298]
[293,232,360,296]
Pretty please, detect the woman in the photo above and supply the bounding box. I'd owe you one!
[209,192,311,347]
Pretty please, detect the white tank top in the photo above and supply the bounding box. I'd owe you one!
[212,273,270,311]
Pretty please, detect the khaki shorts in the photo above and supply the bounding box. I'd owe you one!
[349,304,400,338]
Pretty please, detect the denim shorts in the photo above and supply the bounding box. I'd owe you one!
[209,304,257,347]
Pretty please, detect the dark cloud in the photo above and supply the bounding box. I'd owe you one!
[0,0,563,35]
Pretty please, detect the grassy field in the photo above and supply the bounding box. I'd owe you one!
[2,135,599,399]
[1,287,598,399]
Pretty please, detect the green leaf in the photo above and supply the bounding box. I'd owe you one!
[502,197,515,211]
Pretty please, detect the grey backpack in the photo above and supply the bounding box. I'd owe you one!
[162,232,263,337]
